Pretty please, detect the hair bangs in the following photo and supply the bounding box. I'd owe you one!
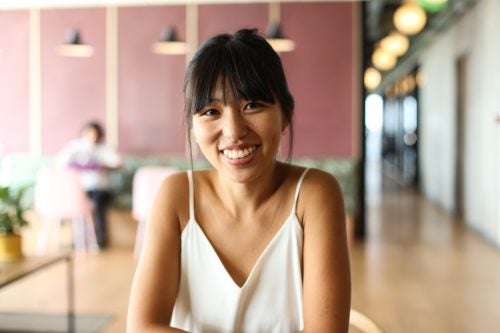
[222,45,276,105]
[188,42,276,117]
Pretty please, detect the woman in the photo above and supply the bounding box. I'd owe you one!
[127,29,350,332]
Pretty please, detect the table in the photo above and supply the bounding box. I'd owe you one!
[0,253,74,332]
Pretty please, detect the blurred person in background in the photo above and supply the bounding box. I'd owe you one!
[58,121,122,249]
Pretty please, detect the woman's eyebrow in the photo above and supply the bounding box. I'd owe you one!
[207,97,223,104]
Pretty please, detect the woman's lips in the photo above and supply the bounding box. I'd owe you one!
[222,145,257,159]
[221,145,259,166]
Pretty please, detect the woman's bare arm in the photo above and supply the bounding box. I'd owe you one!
[127,173,190,333]
[300,169,351,333]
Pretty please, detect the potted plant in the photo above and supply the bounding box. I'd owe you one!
[0,185,29,261]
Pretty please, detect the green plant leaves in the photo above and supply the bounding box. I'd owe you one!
[0,186,30,235]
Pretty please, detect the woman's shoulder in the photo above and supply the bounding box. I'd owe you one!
[286,164,344,220]
[158,170,194,198]
[154,171,190,222]
[159,168,215,192]
[157,169,213,213]
[285,163,341,189]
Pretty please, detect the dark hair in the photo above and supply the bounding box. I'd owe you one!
[82,121,105,143]
[184,28,294,160]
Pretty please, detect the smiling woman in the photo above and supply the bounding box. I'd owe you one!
[127,28,351,333]
[192,91,285,184]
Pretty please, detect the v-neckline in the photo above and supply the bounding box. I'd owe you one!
[187,212,298,289]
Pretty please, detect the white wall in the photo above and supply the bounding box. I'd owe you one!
[419,0,500,246]
[420,29,457,212]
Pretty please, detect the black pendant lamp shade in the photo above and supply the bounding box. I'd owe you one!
[152,26,188,55]
[58,28,94,57]
[266,23,295,53]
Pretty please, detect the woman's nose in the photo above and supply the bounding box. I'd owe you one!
[222,111,248,141]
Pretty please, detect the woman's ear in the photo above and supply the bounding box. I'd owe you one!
[281,121,290,135]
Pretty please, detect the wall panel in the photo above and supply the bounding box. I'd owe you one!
[1,2,360,159]
[198,2,358,158]
[0,11,30,153]
[282,2,357,157]
[40,8,106,154]
[198,3,268,44]
[118,6,186,154]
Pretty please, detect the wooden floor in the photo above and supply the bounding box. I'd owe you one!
[0,209,138,333]
[1,165,499,333]
[351,162,500,332]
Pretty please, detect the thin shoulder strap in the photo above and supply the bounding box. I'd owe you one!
[187,170,195,220]
[292,168,310,213]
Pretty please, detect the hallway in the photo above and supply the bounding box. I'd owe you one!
[351,162,500,332]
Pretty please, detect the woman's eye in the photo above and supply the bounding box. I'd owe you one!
[244,102,263,111]
[200,108,220,116]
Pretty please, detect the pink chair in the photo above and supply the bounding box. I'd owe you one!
[132,166,178,259]
[34,165,98,254]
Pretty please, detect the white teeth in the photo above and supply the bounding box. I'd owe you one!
[223,146,256,159]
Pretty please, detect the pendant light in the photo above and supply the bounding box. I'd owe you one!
[266,2,295,53]
[394,1,427,35]
[380,32,409,57]
[372,48,397,71]
[58,29,94,57]
[364,67,382,91]
[266,23,295,53]
[152,26,188,55]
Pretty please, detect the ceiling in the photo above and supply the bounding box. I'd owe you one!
[363,0,478,91]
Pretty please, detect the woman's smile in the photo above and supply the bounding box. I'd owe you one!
[221,145,260,166]
[222,145,257,159]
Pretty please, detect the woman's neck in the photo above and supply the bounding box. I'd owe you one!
[211,162,287,219]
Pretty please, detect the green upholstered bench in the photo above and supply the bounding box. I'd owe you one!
[110,156,359,216]
[0,154,360,219]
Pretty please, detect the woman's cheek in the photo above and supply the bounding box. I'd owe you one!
[193,122,216,143]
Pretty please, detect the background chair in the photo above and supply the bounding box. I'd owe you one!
[34,165,97,254]
[132,166,178,259]
[349,308,385,333]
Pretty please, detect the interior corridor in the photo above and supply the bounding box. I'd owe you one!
[350,160,500,332]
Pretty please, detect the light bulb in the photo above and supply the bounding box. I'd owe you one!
[372,49,397,71]
[364,67,382,91]
[380,32,409,57]
[394,3,427,35]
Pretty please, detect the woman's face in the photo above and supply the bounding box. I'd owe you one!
[192,84,287,183]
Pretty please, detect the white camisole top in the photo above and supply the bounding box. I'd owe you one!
[170,169,310,333]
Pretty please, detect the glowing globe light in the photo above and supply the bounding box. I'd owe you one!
[364,67,382,91]
[394,2,427,35]
[380,32,410,57]
[372,48,397,71]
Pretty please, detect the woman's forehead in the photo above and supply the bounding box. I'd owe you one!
[208,78,240,102]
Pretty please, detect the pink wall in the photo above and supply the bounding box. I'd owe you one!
[41,8,106,154]
[118,6,186,154]
[198,3,268,43]
[0,11,30,153]
[198,3,358,157]
[0,2,360,159]
[282,2,357,157]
